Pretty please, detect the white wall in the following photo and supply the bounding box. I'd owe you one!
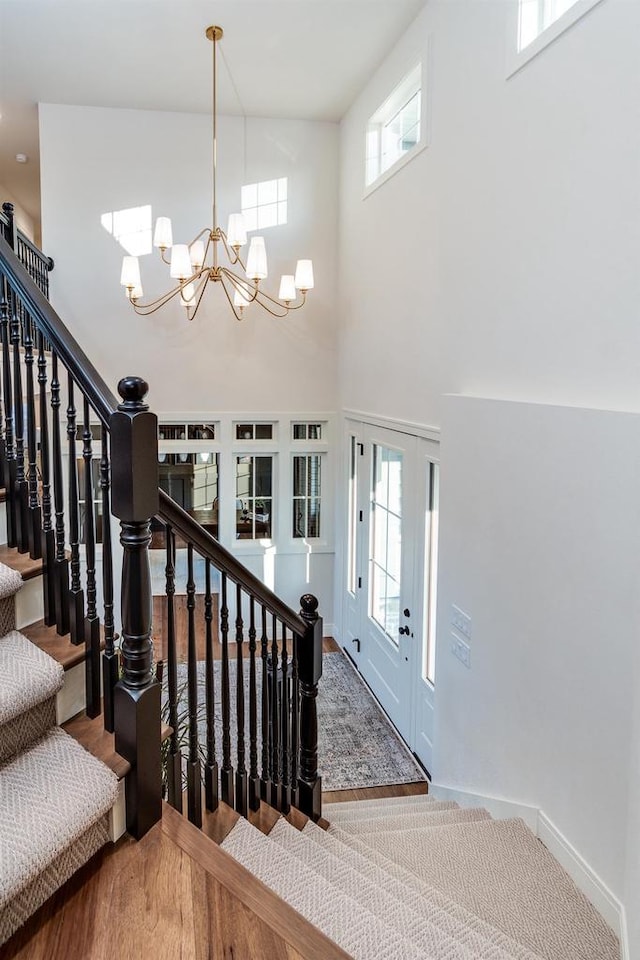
[339,0,640,425]
[39,103,339,412]
[436,395,640,905]
[338,0,640,941]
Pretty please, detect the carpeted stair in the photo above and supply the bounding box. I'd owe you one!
[221,793,620,960]
[0,562,119,945]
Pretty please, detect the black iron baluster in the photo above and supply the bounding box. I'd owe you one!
[260,604,270,802]
[164,525,181,809]
[37,329,55,625]
[67,375,85,645]
[11,285,28,552]
[51,352,69,636]
[248,597,260,811]
[23,314,41,559]
[220,572,234,807]
[204,558,218,812]
[83,398,100,717]
[186,543,202,827]
[280,622,290,814]
[0,280,16,546]
[101,431,117,732]
[235,584,248,817]
[0,282,6,490]
[270,612,281,811]
[291,631,300,810]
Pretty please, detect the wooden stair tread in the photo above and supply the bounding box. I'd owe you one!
[163,803,352,960]
[63,707,172,780]
[0,544,43,580]
[21,618,105,670]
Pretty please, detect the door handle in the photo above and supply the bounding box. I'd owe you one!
[399,626,409,636]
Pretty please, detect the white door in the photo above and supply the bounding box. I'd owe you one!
[342,420,439,772]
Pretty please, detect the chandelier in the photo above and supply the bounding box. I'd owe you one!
[119,25,314,322]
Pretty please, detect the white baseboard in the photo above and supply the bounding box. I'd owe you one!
[537,812,627,948]
[430,782,627,952]
[429,782,539,831]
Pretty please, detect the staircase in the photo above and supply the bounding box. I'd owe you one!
[0,557,119,945]
[220,793,620,960]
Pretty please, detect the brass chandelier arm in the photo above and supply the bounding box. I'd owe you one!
[221,267,260,304]
[219,272,249,322]
[131,269,207,316]
[185,273,210,322]
[218,230,246,268]
[221,267,306,319]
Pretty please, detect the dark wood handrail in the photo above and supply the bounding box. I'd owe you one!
[0,233,117,424]
[158,489,307,637]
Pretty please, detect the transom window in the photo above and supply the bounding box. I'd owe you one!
[241,178,287,232]
[235,422,274,441]
[366,64,422,189]
[292,422,322,441]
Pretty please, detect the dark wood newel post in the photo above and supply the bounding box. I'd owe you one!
[297,593,323,822]
[110,376,161,840]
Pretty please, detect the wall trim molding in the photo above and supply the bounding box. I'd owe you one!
[428,782,539,830]
[537,812,626,948]
[342,408,440,441]
[430,782,627,950]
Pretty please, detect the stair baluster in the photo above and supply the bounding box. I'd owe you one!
[0,282,15,545]
[260,604,270,802]
[220,571,234,806]
[101,429,117,732]
[186,542,202,827]
[67,375,85,645]
[235,584,248,817]
[248,596,260,811]
[164,524,182,810]
[11,286,28,553]
[204,557,218,812]
[281,622,290,814]
[290,631,300,810]
[23,314,41,559]
[37,329,55,625]
[83,398,101,717]
[270,612,281,811]
[51,352,70,636]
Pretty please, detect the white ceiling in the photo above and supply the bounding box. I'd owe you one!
[0,0,425,225]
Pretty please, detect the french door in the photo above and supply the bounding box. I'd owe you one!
[343,420,439,771]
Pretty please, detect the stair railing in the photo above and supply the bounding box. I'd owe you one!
[0,207,323,840]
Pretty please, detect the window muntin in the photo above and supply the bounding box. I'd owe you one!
[236,455,273,539]
[292,455,322,539]
[369,444,402,643]
[366,64,422,189]
[241,178,287,232]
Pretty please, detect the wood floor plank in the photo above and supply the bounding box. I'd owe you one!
[323,781,429,803]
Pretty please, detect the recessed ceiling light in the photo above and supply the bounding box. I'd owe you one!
[15,153,28,164]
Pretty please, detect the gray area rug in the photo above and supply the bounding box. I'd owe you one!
[164,651,425,791]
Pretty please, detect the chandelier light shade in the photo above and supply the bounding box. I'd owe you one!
[119,24,314,322]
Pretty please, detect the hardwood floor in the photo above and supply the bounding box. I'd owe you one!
[323,781,429,804]
[3,805,348,960]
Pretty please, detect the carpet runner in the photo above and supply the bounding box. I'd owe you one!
[0,563,119,945]
[221,794,620,960]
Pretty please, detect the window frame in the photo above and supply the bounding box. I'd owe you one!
[506,0,604,77]
[363,60,429,199]
[292,452,324,541]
